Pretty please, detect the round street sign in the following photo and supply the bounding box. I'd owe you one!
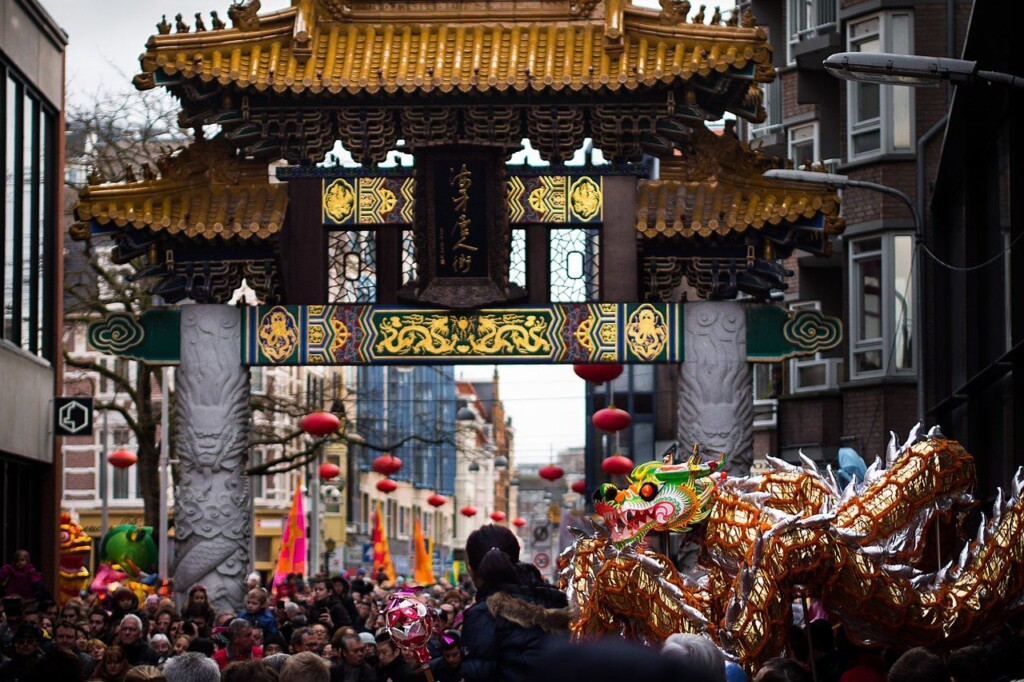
[534,552,550,569]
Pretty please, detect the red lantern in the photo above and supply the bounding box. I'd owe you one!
[427,494,446,508]
[592,406,632,432]
[573,364,624,384]
[108,449,137,469]
[372,454,403,476]
[300,411,340,436]
[571,480,587,495]
[318,462,341,480]
[538,464,565,481]
[376,478,398,493]
[512,517,527,528]
[602,454,634,476]
[460,506,478,517]
[490,511,506,522]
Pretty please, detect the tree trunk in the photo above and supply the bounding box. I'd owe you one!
[135,367,161,529]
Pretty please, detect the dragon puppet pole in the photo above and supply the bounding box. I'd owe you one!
[801,593,818,682]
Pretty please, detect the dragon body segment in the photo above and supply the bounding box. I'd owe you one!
[561,432,1024,671]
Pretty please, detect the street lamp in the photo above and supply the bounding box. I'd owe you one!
[762,168,924,425]
[823,52,1023,89]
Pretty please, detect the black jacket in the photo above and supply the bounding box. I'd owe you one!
[460,580,570,682]
[310,595,351,634]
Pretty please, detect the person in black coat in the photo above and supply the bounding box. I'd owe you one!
[459,524,570,682]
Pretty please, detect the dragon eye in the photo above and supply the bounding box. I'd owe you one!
[595,484,618,503]
[639,482,658,501]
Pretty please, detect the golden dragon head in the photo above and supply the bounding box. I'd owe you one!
[593,447,725,548]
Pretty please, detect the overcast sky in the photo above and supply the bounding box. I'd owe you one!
[40,0,588,463]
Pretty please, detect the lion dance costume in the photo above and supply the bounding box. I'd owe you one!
[58,512,92,605]
[560,427,1024,671]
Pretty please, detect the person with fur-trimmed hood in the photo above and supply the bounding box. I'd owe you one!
[459,524,570,682]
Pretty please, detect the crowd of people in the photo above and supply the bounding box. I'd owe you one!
[2,527,1024,682]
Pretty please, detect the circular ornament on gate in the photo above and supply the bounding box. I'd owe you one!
[534,552,550,569]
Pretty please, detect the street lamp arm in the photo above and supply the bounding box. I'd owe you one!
[843,179,923,240]
[977,70,1024,90]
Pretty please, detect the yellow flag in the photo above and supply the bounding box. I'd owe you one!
[373,500,396,583]
[413,516,435,585]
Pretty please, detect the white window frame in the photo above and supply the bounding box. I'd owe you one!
[787,0,838,64]
[846,11,915,161]
[848,233,916,379]
[752,363,779,428]
[788,122,819,168]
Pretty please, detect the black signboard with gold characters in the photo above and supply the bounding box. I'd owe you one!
[400,146,526,309]
[434,159,489,278]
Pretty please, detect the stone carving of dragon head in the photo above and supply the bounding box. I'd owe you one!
[594,445,725,548]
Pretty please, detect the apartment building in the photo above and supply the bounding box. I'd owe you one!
[740,0,972,463]
[0,0,66,584]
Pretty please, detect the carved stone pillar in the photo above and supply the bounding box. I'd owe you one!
[173,305,252,612]
[677,301,754,475]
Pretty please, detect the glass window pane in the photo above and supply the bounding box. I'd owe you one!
[632,365,654,393]
[510,228,526,289]
[853,238,882,254]
[401,229,417,286]
[858,255,883,341]
[855,82,881,123]
[892,86,911,149]
[4,77,17,342]
[634,422,654,462]
[328,230,376,302]
[37,112,50,356]
[853,130,882,156]
[550,228,599,302]
[22,97,34,352]
[797,363,827,388]
[856,350,883,373]
[791,140,815,168]
[893,235,914,369]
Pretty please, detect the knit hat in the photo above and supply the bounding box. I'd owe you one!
[358,632,376,646]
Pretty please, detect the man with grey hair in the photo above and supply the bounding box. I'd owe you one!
[115,613,160,666]
[164,651,221,682]
[212,617,263,670]
[280,650,330,682]
[661,633,726,682]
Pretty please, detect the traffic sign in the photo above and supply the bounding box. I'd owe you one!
[534,552,550,569]
[54,397,93,436]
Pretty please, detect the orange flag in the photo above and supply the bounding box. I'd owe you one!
[373,500,396,583]
[273,480,307,587]
[413,516,435,585]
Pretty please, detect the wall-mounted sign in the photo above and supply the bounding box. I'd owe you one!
[54,397,93,437]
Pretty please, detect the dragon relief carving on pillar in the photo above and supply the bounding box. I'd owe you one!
[173,306,252,612]
[677,302,754,474]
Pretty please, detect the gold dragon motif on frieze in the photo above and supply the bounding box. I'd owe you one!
[373,312,551,357]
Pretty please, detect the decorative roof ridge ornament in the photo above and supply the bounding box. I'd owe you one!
[228,0,261,31]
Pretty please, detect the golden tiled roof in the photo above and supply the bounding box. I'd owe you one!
[72,139,287,242]
[636,129,844,238]
[134,1,772,97]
